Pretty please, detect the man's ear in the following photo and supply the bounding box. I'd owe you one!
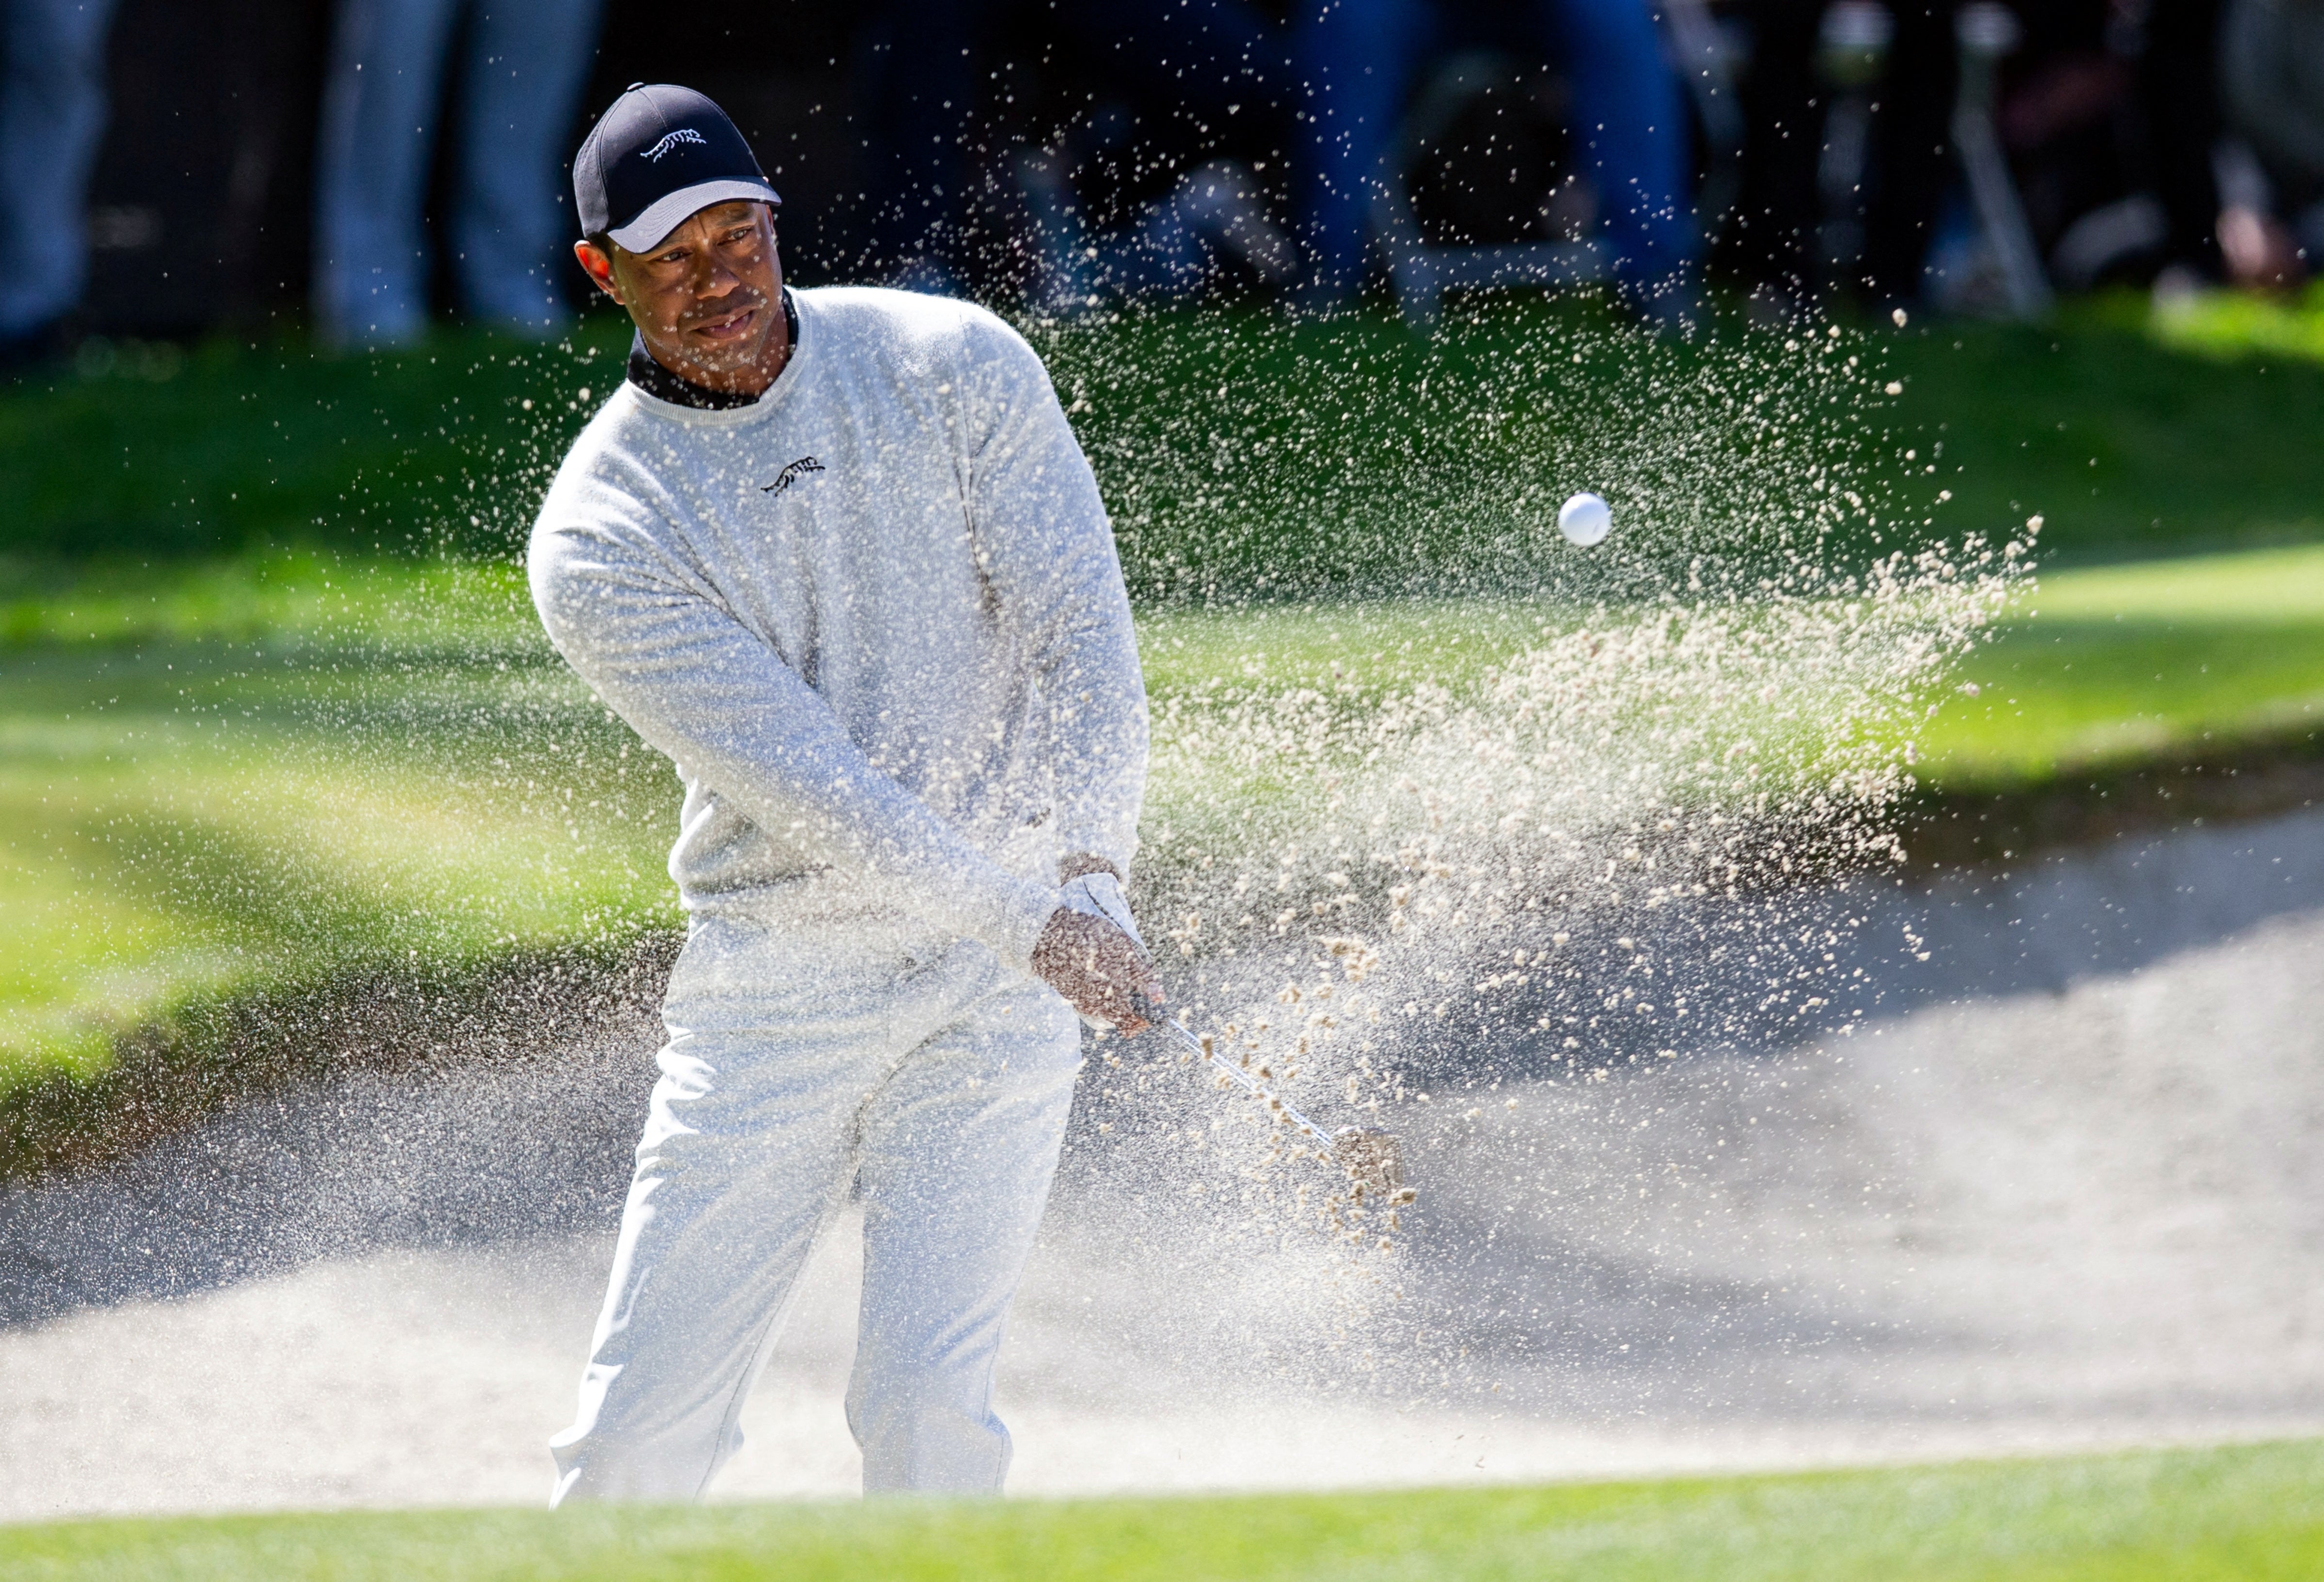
[574,240,623,305]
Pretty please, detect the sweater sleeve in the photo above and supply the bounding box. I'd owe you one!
[528,490,1063,973]
[958,314,1150,880]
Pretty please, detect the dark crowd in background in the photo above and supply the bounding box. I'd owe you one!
[2,0,2320,363]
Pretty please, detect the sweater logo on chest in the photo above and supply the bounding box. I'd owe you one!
[761,456,826,495]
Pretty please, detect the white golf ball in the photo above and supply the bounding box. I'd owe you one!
[1558,491,1612,547]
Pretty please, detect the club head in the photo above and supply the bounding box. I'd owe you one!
[1332,1125,1405,1198]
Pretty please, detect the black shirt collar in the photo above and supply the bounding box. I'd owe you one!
[625,288,798,409]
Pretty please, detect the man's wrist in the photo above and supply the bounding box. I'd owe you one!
[1058,852,1121,885]
[987,877,1066,978]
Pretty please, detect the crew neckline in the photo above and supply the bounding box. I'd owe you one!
[624,287,801,415]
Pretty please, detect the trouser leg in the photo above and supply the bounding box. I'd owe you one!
[846,965,1081,1494]
[855,0,1001,277]
[451,0,605,334]
[1534,0,1698,299]
[2141,0,2224,276]
[1862,1,1956,303]
[549,923,920,1504]
[0,0,121,339]
[1722,0,1823,298]
[1287,0,1435,302]
[1058,0,1294,119]
[312,0,460,348]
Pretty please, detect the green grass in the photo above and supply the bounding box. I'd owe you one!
[5,1439,2321,1580]
[0,555,675,1088]
[1869,289,2324,567]
[2146,280,2324,369]
[1128,538,2324,798]
[991,286,2324,592]
[0,327,607,560]
[1921,541,2324,786]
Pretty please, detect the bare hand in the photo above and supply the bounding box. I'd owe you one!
[1031,907,1163,1034]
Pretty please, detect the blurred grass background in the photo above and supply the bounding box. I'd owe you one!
[6,288,2322,574]
[1,288,2320,1140]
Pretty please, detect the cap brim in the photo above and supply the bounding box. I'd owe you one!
[608,179,783,252]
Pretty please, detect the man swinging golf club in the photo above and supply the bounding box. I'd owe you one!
[530,83,1158,1502]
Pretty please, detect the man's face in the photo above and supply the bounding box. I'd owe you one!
[575,201,784,391]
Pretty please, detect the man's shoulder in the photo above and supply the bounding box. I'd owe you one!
[536,388,674,529]
[548,387,658,479]
[796,285,1041,371]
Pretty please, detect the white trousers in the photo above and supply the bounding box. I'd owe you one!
[549,915,1082,1503]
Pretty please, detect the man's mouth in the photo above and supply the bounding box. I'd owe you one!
[688,302,761,343]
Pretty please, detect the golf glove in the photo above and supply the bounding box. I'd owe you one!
[1056,870,1152,1031]
[1059,870,1148,959]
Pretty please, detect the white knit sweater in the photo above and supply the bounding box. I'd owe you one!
[529,287,1147,973]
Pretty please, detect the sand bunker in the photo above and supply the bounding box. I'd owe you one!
[3,808,2319,1519]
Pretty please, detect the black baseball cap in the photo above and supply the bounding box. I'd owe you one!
[574,84,781,253]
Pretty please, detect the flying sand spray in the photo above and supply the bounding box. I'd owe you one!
[1066,866,1407,1197]
[1152,484,1616,1201]
[1167,1017,1407,1199]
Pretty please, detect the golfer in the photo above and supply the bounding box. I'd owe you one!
[528,84,1158,1503]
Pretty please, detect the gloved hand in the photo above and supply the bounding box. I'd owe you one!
[1059,869,1146,954]
[1032,868,1162,1034]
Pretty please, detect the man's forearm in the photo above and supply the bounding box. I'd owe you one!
[533,551,1063,969]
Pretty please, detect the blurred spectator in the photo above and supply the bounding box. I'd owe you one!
[1016,151,1299,317]
[313,0,605,349]
[1726,1,2233,312]
[1723,0,1825,311]
[0,0,119,364]
[1977,1,2216,292]
[2140,0,2230,283]
[1860,1,1959,306]
[856,0,1293,296]
[1717,0,1964,312]
[1287,0,1699,318]
[2219,0,2324,276]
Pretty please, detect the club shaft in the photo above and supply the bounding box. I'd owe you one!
[1170,1020,1336,1150]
